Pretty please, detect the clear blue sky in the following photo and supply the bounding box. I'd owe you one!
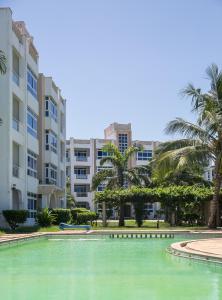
[2,0,222,141]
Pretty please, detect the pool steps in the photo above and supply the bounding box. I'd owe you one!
[109,233,174,239]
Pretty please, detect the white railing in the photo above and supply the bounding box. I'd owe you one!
[76,174,88,179]
[75,192,88,197]
[76,156,88,162]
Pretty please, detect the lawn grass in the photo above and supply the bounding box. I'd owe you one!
[0,220,209,234]
[92,220,208,231]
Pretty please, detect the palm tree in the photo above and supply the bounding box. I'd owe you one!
[66,177,76,209]
[0,50,7,75]
[92,142,150,226]
[153,64,222,228]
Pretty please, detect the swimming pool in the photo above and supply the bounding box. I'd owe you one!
[0,234,222,300]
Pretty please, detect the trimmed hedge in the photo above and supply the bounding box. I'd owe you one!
[3,210,28,230]
[71,208,98,225]
[51,209,71,225]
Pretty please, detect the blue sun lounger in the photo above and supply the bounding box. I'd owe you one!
[59,223,91,231]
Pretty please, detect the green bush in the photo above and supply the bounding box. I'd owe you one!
[71,209,98,225]
[3,210,28,230]
[36,208,55,227]
[51,209,71,224]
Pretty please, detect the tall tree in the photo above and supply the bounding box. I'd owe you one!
[153,64,222,228]
[92,142,150,226]
[66,177,75,209]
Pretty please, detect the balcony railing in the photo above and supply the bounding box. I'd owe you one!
[12,71,19,86]
[76,174,88,179]
[76,156,88,162]
[12,164,19,178]
[75,192,88,197]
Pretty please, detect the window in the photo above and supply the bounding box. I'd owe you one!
[45,96,57,122]
[45,163,57,185]
[45,130,57,153]
[27,192,37,218]
[27,107,37,138]
[75,150,88,161]
[74,185,88,197]
[137,150,152,161]
[97,183,106,192]
[27,150,37,178]
[27,67,37,99]
[97,149,112,159]
[118,134,128,153]
[66,150,70,162]
[74,167,88,179]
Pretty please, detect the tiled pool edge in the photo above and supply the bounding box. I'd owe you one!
[169,239,222,265]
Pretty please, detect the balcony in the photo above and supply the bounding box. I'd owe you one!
[76,174,88,180]
[12,164,19,178]
[76,156,88,162]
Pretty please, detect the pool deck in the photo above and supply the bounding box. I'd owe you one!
[170,237,222,263]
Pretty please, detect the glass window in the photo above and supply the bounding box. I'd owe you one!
[27,107,37,138]
[137,150,152,161]
[27,192,37,218]
[45,96,57,122]
[45,130,57,153]
[97,149,112,159]
[27,67,37,99]
[118,134,128,154]
[27,149,37,178]
[45,163,57,185]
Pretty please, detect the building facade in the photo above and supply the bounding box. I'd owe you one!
[66,123,161,219]
[0,8,66,225]
[37,74,66,210]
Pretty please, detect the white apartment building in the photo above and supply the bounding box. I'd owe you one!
[66,123,161,219]
[37,74,66,210]
[0,8,66,225]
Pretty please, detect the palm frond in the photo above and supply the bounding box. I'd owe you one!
[0,50,7,74]
[123,145,141,165]
[91,169,114,191]
[165,118,214,143]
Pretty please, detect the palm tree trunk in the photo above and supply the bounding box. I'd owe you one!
[119,200,125,227]
[208,157,222,228]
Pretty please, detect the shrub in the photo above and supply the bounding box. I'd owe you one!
[3,210,28,230]
[71,209,98,225]
[36,208,55,227]
[51,209,71,225]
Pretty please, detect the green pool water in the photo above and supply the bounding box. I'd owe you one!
[1,235,222,300]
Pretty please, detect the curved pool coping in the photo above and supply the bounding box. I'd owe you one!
[169,238,222,264]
